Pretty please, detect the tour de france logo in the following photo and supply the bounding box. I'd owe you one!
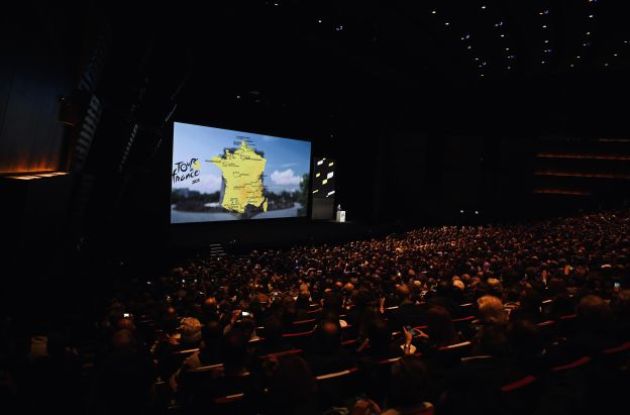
[172,158,201,184]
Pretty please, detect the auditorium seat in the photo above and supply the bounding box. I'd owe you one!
[316,367,361,409]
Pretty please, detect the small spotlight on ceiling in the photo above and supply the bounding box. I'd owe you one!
[544,39,550,43]
[576,55,581,59]
[467,45,472,50]
[317,18,323,23]
[481,5,486,10]
[460,209,465,214]
[586,31,591,36]
[475,211,480,215]
[541,60,546,64]
[570,63,575,68]
[588,14,594,19]
[613,52,619,57]
[542,25,547,29]
[431,10,437,15]
[335,25,344,31]
[507,65,511,70]
[444,21,450,26]
[505,47,510,51]
[500,34,505,38]
[604,62,609,67]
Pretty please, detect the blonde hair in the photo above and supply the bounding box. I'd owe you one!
[477,295,506,324]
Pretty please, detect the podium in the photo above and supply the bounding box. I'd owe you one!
[336,210,346,222]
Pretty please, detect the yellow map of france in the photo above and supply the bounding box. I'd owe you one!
[210,140,268,214]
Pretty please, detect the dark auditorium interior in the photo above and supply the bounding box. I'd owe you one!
[1,1,629,414]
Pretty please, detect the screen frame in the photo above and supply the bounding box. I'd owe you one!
[169,120,314,225]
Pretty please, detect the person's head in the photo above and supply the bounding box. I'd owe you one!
[202,296,218,320]
[179,317,202,345]
[315,319,341,354]
[486,278,503,296]
[201,320,222,350]
[367,318,390,353]
[221,328,248,372]
[507,319,543,361]
[452,279,465,292]
[426,305,457,346]
[477,295,507,325]
[263,316,284,344]
[116,317,136,332]
[111,329,136,352]
[269,357,316,414]
[475,324,508,357]
[577,295,613,329]
[396,284,411,303]
[388,357,430,408]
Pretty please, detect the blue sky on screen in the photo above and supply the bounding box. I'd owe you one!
[172,122,311,194]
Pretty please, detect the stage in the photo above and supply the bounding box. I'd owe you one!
[170,219,406,253]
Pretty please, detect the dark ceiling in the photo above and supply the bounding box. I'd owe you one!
[41,0,630,143]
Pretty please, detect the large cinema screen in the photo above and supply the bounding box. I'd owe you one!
[171,122,311,223]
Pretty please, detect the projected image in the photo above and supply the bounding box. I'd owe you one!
[171,122,311,223]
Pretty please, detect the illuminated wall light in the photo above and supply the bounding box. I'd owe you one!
[322,179,328,185]
[316,172,321,177]
[317,160,323,166]
[327,190,335,197]
[312,189,319,194]
[328,162,334,167]
[326,172,334,179]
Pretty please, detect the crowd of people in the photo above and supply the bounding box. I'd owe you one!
[1,210,629,414]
